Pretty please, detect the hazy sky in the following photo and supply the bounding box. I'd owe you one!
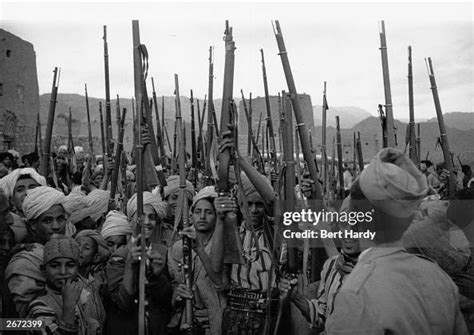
[1,1,472,121]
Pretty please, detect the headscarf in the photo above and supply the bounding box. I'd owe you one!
[5,243,44,282]
[86,189,110,222]
[74,229,110,263]
[127,192,167,221]
[43,236,80,264]
[63,189,89,224]
[163,175,194,199]
[22,186,67,221]
[0,168,46,199]
[359,148,428,218]
[191,186,218,210]
[101,210,132,240]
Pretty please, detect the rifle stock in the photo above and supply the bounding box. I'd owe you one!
[41,67,59,179]
[85,84,95,165]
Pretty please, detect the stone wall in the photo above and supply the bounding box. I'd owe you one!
[0,29,40,154]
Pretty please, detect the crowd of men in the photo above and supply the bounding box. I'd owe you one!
[0,139,473,334]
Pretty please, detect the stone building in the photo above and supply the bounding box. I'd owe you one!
[0,29,40,154]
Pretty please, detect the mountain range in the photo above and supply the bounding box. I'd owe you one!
[39,93,474,166]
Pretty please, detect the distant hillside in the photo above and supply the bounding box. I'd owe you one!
[312,116,474,166]
[313,106,371,128]
[426,112,474,131]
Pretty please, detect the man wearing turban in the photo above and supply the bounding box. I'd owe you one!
[163,175,195,225]
[26,236,105,334]
[105,200,173,335]
[168,186,234,335]
[323,149,468,334]
[63,189,110,232]
[0,167,47,242]
[5,186,69,317]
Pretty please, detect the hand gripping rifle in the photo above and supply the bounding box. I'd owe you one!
[174,75,194,333]
[217,21,245,265]
[273,21,322,199]
[426,57,455,198]
[132,20,161,191]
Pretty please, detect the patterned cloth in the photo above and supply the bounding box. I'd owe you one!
[26,277,105,335]
[307,252,357,329]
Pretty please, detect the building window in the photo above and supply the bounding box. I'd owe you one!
[6,50,11,57]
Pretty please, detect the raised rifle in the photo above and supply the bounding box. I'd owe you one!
[84,84,95,165]
[41,67,60,179]
[67,107,76,176]
[379,21,396,148]
[132,20,161,190]
[260,49,278,172]
[196,98,205,169]
[174,75,194,332]
[273,91,297,335]
[378,104,388,148]
[416,123,421,166]
[190,90,197,187]
[109,107,127,211]
[217,21,244,265]
[321,81,328,195]
[408,46,418,164]
[356,132,364,172]
[336,116,345,199]
[273,21,322,199]
[99,102,106,159]
[162,97,173,155]
[116,95,121,140]
[103,26,113,156]
[134,85,147,335]
[206,46,215,174]
[152,78,166,159]
[426,57,455,198]
[241,90,264,173]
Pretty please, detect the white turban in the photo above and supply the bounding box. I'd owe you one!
[127,192,167,221]
[63,189,90,224]
[163,175,194,199]
[0,168,46,199]
[359,148,428,218]
[22,186,67,221]
[191,186,218,210]
[101,210,132,240]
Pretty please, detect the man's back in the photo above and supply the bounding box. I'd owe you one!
[326,247,468,335]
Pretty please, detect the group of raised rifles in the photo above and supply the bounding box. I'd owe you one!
[1,19,474,335]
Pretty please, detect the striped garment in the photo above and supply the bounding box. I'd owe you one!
[307,254,348,330]
[230,225,276,292]
[27,278,105,335]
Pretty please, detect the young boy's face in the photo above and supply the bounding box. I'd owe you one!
[43,257,79,291]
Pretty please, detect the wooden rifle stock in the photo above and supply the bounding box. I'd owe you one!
[109,107,126,210]
[426,57,455,197]
[190,90,197,186]
[356,132,364,172]
[103,26,113,157]
[174,75,194,332]
[321,81,328,195]
[206,46,215,174]
[151,78,166,159]
[273,91,297,335]
[260,49,278,172]
[99,102,106,158]
[41,67,59,179]
[336,116,345,199]
[273,21,322,199]
[84,84,95,165]
[408,46,417,164]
